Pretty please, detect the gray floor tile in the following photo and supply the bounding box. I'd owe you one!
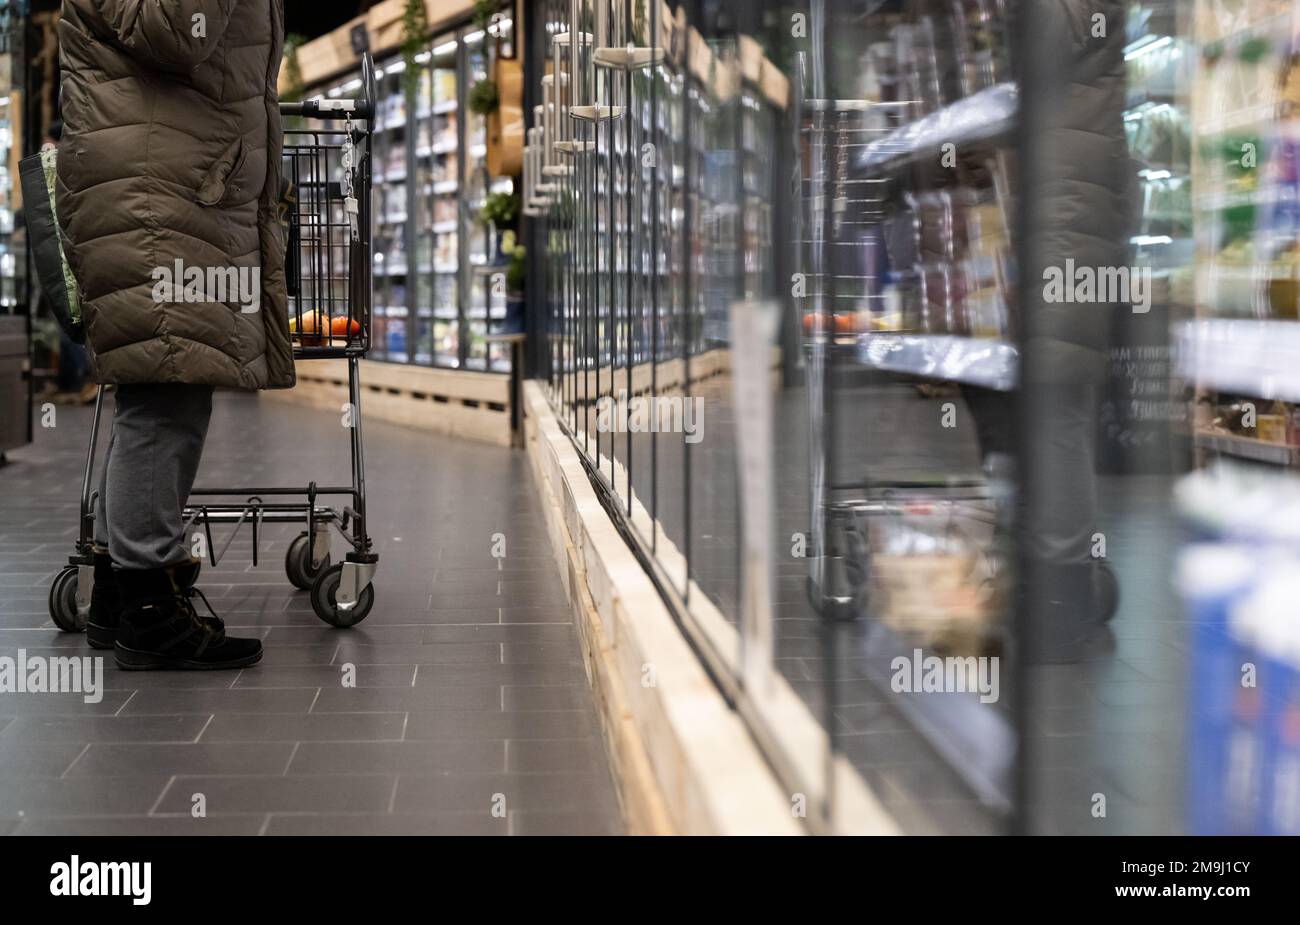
[199,711,407,743]
[264,812,508,835]
[153,774,395,814]
[13,815,267,835]
[0,776,172,818]
[232,665,416,689]
[311,685,502,713]
[0,714,211,744]
[507,738,607,773]
[420,623,577,645]
[0,689,133,716]
[333,641,503,665]
[66,742,297,777]
[287,740,505,775]
[393,772,618,815]
[118,688,319,715]
[0,740,89,777]
[404,709,598,741]
[511,811,623,836]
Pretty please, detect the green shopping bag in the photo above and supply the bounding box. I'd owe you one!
[19,146,84,344]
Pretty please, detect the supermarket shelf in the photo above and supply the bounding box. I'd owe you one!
[1174,318,1300,402]
[854,82,1017,175]
[1195,428,1300,467]
[857,333,1018,391]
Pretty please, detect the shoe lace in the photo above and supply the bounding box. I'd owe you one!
[174,586,226,639]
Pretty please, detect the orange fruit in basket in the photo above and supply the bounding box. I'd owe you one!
[802,312,858,336]
[288,310,325,346]
[330,315,362,337]
[288,311,363,345]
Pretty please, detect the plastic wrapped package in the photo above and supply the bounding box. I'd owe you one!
[865,499,1005,654]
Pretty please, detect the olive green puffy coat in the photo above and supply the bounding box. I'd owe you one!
[56,0,294,389]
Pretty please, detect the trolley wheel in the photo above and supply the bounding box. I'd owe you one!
[48,567,86,633]
[285,532,330,591]
[310,563,374,628]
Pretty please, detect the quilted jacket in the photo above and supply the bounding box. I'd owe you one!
[56,0,294,389]
[1022,0,1130,387]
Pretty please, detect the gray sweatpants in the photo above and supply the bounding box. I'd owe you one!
[93,384,215,570]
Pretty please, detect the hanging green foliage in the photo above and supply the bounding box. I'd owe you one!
[479,191,520,229]
[283,33,308,103]
[472,0,498,32]
[468,78,500,115]
[499,230,525,295]
[401,0,430,96]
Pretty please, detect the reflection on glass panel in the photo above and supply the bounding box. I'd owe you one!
[372,53,410,363]
[688,31,743,633]
[413,34,461,366]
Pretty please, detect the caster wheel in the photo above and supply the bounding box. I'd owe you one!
[49,566,86,633]
[310,563,374,627]
[285,531,329,591]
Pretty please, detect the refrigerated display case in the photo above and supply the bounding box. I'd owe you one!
[0,18,27,455]
[372,51,412,363]
[415,35,463,367]
[303,10,516,372]
[465,19,517,371]
[0,41,20,312]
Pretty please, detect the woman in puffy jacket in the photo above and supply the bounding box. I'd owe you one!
[57,0,291,669]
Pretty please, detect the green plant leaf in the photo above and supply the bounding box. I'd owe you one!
[468,78,500,115]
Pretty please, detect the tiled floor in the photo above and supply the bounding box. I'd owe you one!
[0,390,622,835]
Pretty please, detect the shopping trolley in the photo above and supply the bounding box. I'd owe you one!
[48,55,381,630]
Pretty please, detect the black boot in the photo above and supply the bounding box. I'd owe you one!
[86,550,121,650]
[115,566,261,671]
[1093,560,1120,624]
[1021,560,1098,664]
[87,556,221,649]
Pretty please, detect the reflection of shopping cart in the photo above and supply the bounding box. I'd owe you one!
[49,57,381,631]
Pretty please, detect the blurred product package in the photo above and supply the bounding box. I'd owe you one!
[1178,464,1300,834]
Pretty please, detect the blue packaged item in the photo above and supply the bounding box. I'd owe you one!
[1180,544,1254,834]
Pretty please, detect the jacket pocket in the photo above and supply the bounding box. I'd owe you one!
[196,136,247,206]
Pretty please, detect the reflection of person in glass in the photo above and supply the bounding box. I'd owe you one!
[966,0,1126,661]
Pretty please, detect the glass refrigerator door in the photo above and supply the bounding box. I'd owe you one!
[463,27,492,370]
[470,17,514,371]
[0,103,16,310]
[414,33,461,368]
[373,54,411,362]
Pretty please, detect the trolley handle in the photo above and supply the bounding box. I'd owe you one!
[280,98,373,119]
[280,53,377,121]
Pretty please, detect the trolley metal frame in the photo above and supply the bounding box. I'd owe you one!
[49,56,382,630]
